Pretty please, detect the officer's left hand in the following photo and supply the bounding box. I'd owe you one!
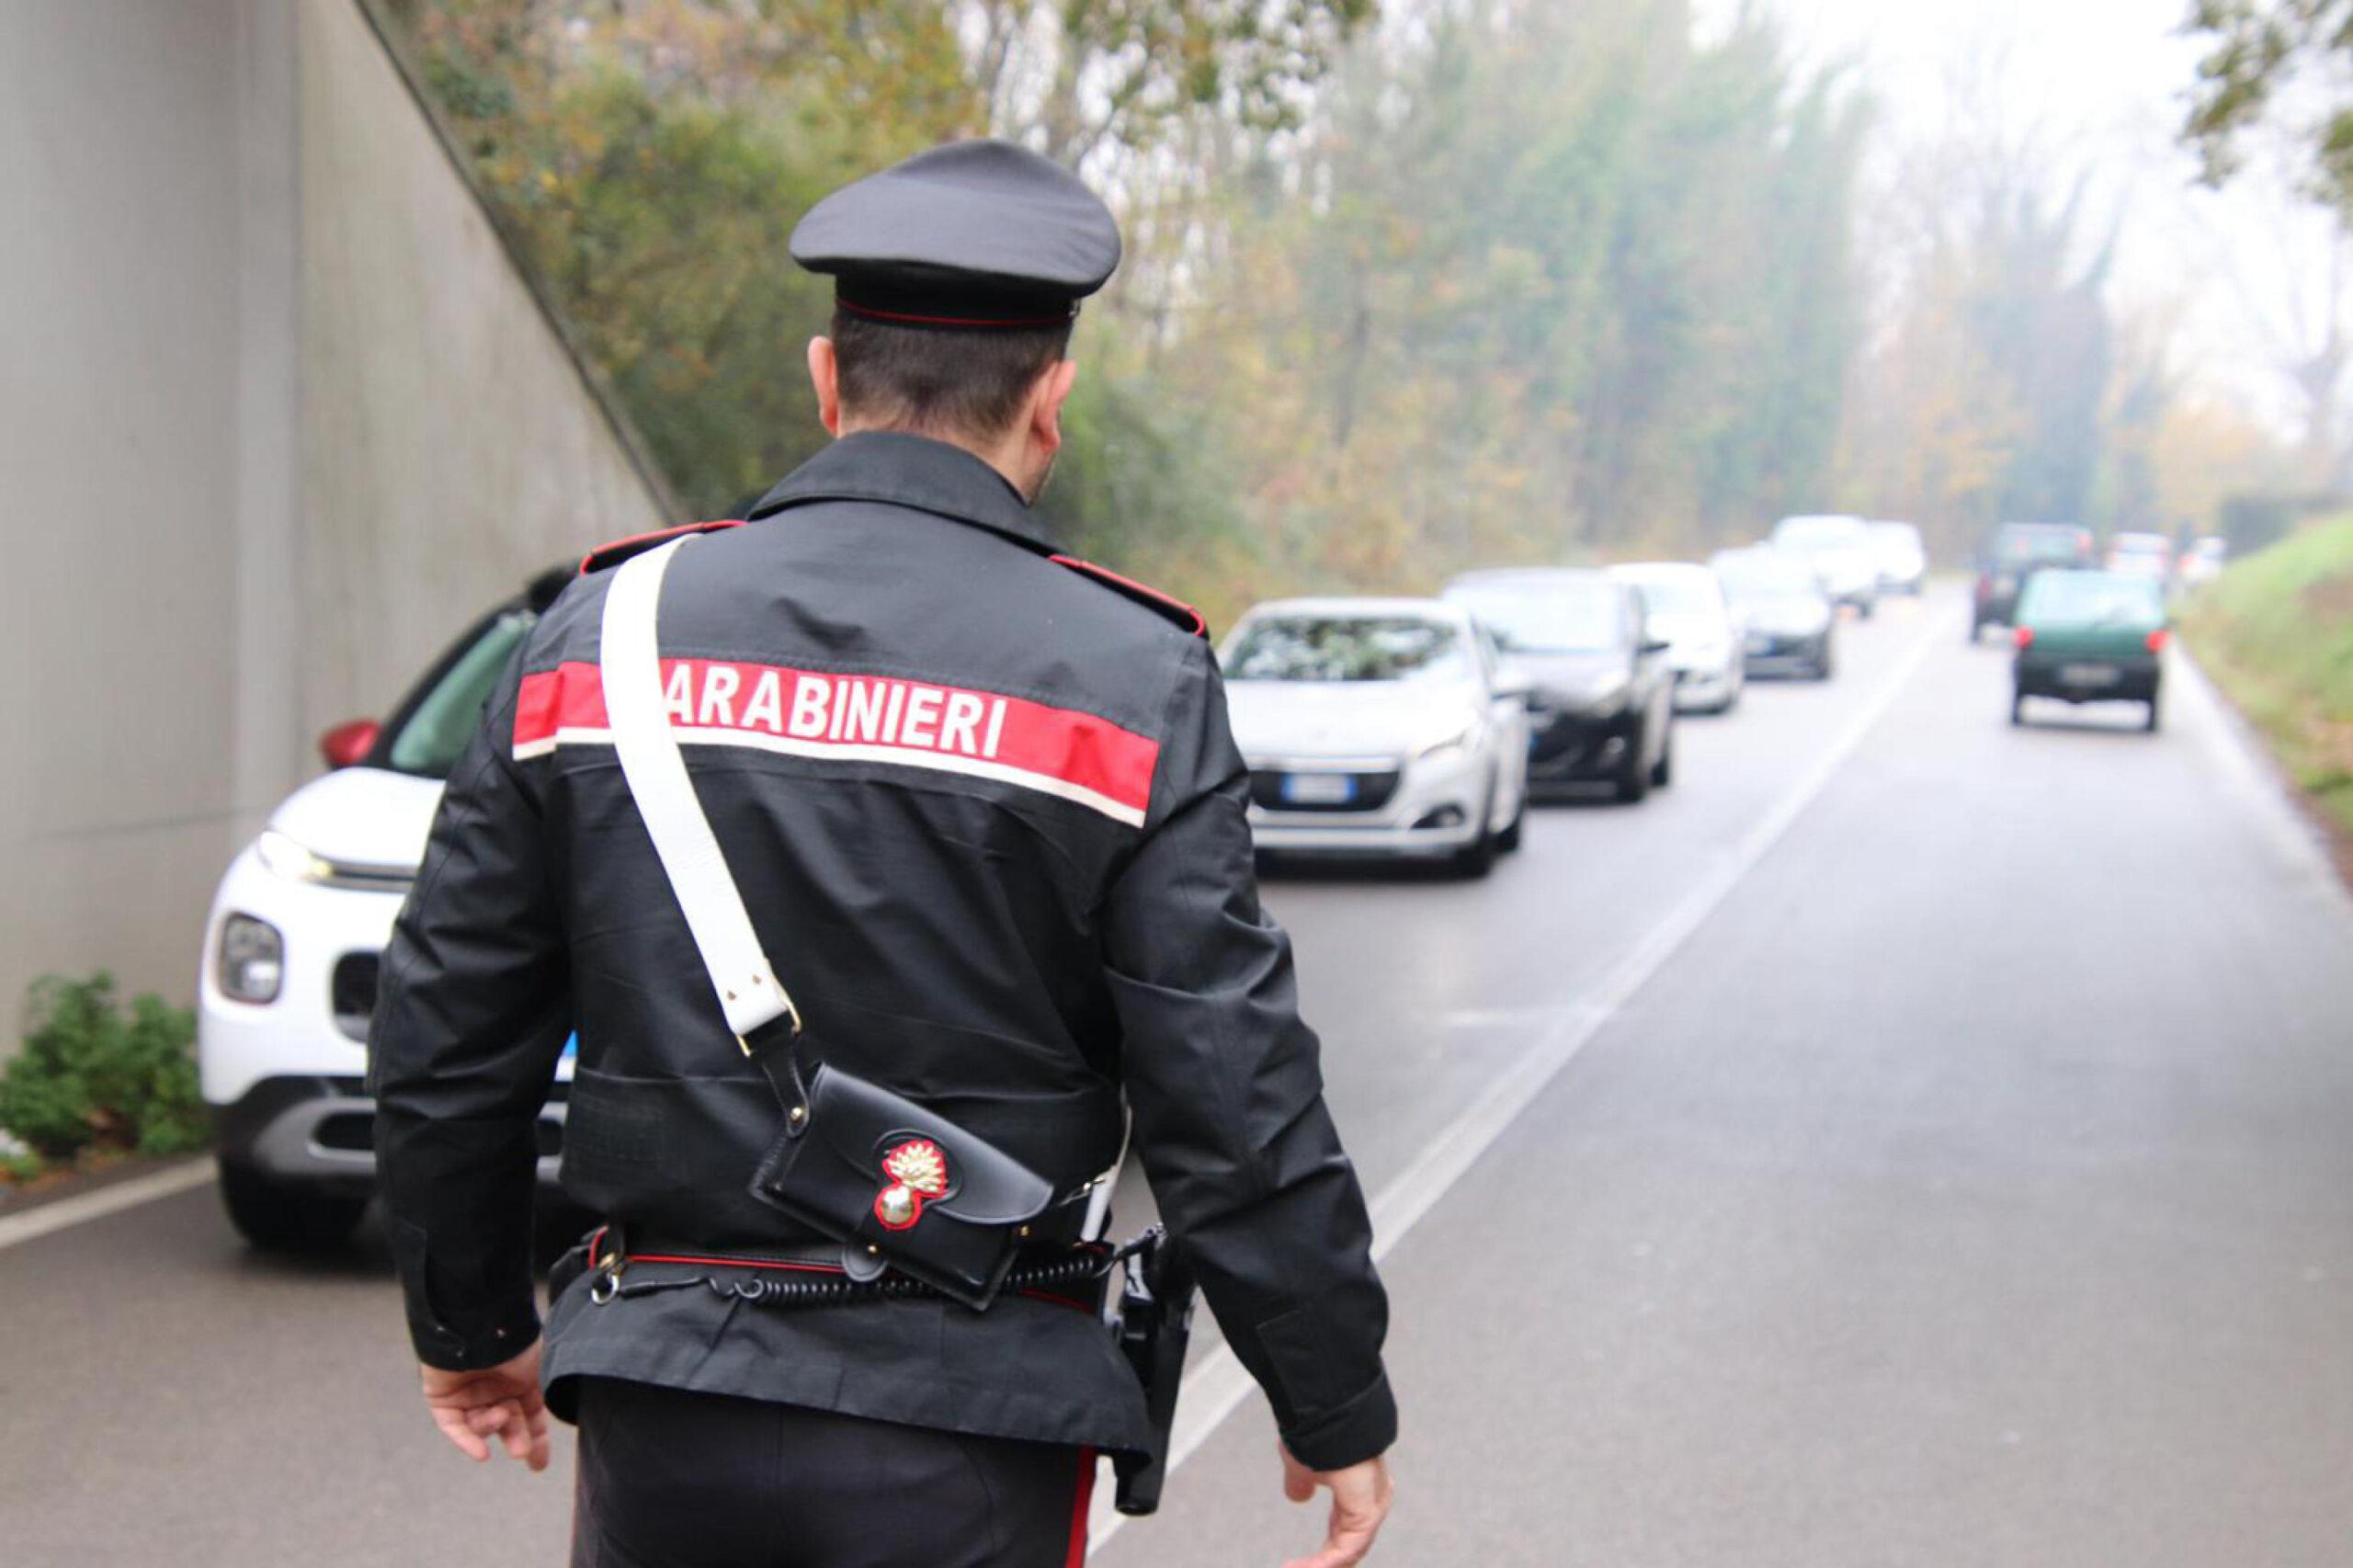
[419,1341,551,1471]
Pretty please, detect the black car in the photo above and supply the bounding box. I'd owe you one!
[1972,521,2094,640]
[1442,569,1676,802]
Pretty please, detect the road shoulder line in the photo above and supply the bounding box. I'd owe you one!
[0,1158,213,1255]
[1090,605,1944,1551]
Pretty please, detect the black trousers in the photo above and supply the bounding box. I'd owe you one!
[571,1378,1094,1568]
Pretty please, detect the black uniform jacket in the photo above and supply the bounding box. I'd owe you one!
[369,432,1396,1471]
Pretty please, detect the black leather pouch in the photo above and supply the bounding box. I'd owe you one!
[748,1057,1055,1310]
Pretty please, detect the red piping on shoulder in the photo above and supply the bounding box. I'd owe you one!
[1050,553,1209,638]
[579,519,743,574]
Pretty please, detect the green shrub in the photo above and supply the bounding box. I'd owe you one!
[0,973,208,1165]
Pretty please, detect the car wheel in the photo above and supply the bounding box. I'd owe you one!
[1968,616,1982,643]
[1650,728,1674,787]
[1813,644,1835,681]
[1452,797,1498,879]
[217,1161,366,1254]
[2010,690,2026,727]
[1614,726,1652,803]
[2144,695,2162,733]
[1860,599,1876,619]
[1495,786,1526,853]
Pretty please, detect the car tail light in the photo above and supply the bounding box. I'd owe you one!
[2014,626,2034,648]
[2146,629,2170,653]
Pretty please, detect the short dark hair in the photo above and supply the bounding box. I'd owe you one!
[829,307,1074,442]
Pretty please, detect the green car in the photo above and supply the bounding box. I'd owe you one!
[2010,569,2168,732]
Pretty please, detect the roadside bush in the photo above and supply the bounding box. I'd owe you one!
[0,973,208,1167]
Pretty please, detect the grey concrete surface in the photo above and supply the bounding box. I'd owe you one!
[3,590,2349,1568]
[0,0,668,1040]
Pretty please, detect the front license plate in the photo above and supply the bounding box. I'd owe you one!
[2059,663,2120,687]
[1282,772,1358,805]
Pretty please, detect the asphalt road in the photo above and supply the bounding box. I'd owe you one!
[6,585,2351,1568]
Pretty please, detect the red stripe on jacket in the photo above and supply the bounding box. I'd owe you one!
[513,658,1158,820]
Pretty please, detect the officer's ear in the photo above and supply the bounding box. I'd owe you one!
[1028,358,1080,457]
[808,336,844,437]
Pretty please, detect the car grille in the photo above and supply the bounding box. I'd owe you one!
[332,951,380,1042]
[1248,769,1402,813]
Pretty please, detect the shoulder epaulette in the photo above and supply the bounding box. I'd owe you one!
[579,520,743,575]
[1050,554,1210,640]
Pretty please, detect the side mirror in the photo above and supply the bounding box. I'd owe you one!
[1491,667,1534,703]
[319,718,381,770]
[1641,637,1672,655]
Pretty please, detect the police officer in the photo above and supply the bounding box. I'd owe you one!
[370,139,1396,1567]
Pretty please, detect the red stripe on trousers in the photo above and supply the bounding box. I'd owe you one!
[1066,1449,1097,1568]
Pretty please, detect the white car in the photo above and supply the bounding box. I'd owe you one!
[1607,562,1745,713]
[2177,535,2228,587]
[200,568,575,1250]
[2106,530,2173,584]
[1867,519,1927,595]
[1770,514,1880,617]
[1222,597,1531,876]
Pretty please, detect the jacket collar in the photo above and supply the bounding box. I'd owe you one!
[747,431,1055,554]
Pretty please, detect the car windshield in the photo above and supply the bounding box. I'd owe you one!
[1712,551,1819,601]
[1773,517,1867,551]
[1225,615,1470,682]
[383,608,539,778]
[1445,579,1625,653]
[2019,572,2164,626]
[2111,536,2167,555]
[1995,525,2084,564]
[1616,571,1717,618]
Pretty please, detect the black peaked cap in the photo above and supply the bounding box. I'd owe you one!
[790,140,1121,328]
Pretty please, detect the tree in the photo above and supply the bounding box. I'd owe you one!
[2185,0,2353,210]
[967,0,1373,165]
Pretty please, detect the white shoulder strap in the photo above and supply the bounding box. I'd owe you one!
[598,537,799,1044]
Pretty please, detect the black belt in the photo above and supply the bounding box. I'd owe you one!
[585,1225,1122,1313]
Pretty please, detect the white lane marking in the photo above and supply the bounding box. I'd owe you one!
[2173,648,2353,915]
[0,1158,212,1254]
[1090,600,1945,1551]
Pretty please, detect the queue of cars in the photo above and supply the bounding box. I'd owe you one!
[191,515,1894,1249]
[1956,517,2199,731]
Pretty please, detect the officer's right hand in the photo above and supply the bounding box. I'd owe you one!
[1279,1444,1393,1568]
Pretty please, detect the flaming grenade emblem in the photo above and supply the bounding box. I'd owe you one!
[875,1139,949,1231]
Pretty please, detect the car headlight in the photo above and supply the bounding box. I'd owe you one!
[1415,716,1481,762]
[255,828,335,884]
[216,913,284,1004]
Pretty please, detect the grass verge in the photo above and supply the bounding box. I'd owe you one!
[2176,515,2353,845]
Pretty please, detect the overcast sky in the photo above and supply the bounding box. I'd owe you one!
[1699,0,2339,431]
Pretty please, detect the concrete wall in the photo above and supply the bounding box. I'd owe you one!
[0,0,253,1040]
[298,0,666,721]
[0,0,668,1048]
